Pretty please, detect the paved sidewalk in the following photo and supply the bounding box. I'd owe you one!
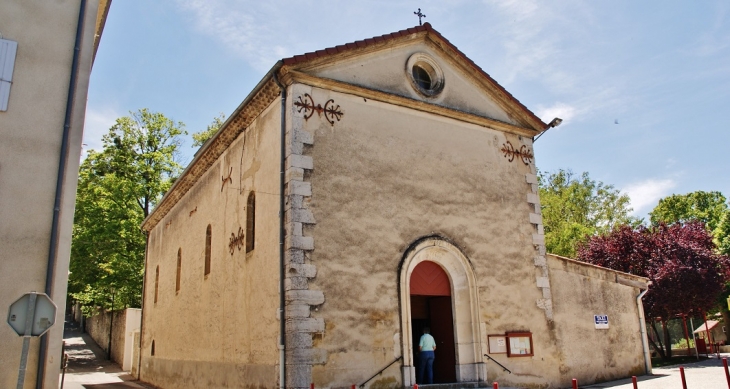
[583,354,730,388]
[60,316,151,389]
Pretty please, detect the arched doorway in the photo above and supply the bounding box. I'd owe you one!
[399,238,486,386]
[410,261,457,383]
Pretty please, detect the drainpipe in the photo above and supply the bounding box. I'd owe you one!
[137,231,149,379]
[273,71,287,389]
[636,285,651,375]
[38,0,87,386]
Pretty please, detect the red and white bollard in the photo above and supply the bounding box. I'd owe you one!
[679,366,687,389]
[724,358,730,389]
[413,384,418,389]
[492,382,499,389]
[632,376,638,389]
[572,378,578,389]
[310,383,314,389]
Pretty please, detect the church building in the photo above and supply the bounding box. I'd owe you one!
[139,23,651,389]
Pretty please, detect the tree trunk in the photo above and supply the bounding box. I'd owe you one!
[650,320,667,359]
[662,319,672,359]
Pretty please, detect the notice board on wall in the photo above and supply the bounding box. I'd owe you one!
[488,335,507,354]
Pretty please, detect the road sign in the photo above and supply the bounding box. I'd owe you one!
[7,292,57,337]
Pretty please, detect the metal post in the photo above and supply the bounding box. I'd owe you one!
[690,317,699,360]
[724,358,730,389]
[572,378,578,389]
[682,316,691,355]
[632,376,638,389]
[16,292,38,389]
[493,382,499,389]
[679,366,687,389]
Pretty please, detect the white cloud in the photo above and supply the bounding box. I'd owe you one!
[82,106,119,157]
[175,0,301,71]
[624,179,677,215]
[536,102,577,124]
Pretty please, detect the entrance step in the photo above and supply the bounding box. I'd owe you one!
[415,383,519,389]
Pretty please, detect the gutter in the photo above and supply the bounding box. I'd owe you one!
[38,0,87,386]
[272,70,287,389]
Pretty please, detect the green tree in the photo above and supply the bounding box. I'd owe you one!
[539,169,640,257]
[69,109,186,311]
[191,112,226,148]
[650,191,730,254]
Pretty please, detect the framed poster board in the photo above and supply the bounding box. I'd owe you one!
[488,335,507,354]
[506,332,533,357]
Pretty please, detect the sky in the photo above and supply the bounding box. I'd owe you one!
[85,0,730,221]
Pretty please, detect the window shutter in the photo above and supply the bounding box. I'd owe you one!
[0,38,18,112]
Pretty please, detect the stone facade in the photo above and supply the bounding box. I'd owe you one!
[140,24,650,389]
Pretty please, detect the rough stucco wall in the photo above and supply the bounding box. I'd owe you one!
[310,42,516,126]
[547,255,647,386]
[140,101,282,389]
[302,86,560,388]
[86,309,129,367]
[0,1,99,388]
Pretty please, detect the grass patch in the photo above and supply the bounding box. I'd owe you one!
[651,355,709,368]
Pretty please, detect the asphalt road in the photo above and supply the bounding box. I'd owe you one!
[60,317,151,389]
[583,355,730,389]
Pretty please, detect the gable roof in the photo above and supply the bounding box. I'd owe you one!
[281,22,547,131]
[142,24,548,232]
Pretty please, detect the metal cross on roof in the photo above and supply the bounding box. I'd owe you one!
[414,8,426,26]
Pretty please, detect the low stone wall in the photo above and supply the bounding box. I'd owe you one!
[86,308,141,371]
[547,254,650,386]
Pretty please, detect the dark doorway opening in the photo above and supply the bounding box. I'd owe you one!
[410,261,456,384]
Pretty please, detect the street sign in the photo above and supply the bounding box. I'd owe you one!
[594,314,609,330]
[7,292,57,337]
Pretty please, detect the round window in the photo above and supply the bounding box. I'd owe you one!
[406,53,444,97]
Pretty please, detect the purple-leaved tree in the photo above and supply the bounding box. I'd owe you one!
[577,221,730,360]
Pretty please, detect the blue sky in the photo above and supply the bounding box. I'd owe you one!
[85,1,730,220]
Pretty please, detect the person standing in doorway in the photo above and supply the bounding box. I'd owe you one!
[418,327,436,384]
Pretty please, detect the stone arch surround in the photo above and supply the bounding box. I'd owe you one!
[398,237,487,385]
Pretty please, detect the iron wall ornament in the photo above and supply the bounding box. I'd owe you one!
[221,167,233,192]
[501,141,534,165]
[229,227,244,255]
[294,93,343,125]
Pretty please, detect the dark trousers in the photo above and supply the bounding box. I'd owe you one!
[418,350,435,384]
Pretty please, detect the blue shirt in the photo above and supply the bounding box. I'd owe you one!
[419,333,436,351]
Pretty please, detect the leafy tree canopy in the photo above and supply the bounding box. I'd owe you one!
[69,109,186,312]
[191,112,226,148]
[538,169,640,258]
[650,191,730,256]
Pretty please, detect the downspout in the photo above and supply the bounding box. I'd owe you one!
[38,0,87,386]
[636,285,651,375]
[273,70,287,389]
[137,231,150,379]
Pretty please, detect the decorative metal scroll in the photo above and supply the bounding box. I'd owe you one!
[294,93,343,125]
[501,141,534,165]
[221,167,233,192]
[229,227,244,255]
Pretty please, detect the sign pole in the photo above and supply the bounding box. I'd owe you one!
[16,291,37,389]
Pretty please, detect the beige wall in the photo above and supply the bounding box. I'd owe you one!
[140,101,283,389]
[295,85,559,388]
[0,1,101,388]
[547,254,648,386]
